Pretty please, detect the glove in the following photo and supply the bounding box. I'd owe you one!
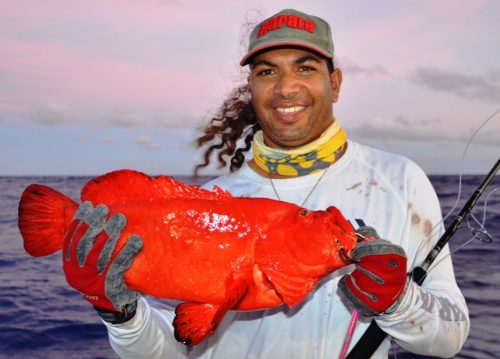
[63,202,143,323]
[339,226,408,316]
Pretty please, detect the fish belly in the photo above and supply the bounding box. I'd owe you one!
[104,200,259,305]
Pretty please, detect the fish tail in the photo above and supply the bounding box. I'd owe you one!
[18,184,78,257]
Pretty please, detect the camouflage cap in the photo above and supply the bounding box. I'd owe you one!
[240,9,334,66]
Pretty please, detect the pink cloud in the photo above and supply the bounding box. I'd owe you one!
[0,1,243,120]
[336,0,489,72]
[1,0,221,30]
[0,34,213,110]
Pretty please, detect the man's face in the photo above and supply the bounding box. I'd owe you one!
[248,47,342,149]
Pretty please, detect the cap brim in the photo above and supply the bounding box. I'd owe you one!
[240,40,333,66]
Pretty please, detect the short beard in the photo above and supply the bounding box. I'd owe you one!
[258,121,313,149]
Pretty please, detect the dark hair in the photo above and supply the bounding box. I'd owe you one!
[194,84,259,176]
[194,56,335,176]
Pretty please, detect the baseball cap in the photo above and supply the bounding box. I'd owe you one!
[240,9,334,66]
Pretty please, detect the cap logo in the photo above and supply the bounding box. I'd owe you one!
[257,14,315,39]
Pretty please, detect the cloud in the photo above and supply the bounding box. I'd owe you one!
[348,115,451,142]
[338,57,388,77]
[26,104,145,128]
[413,67,500,103]
[74,134,92,143]
[128,0,181,4]
[105,112,146,128]
[32,103,72,126]
[489,70,500,82]
[16,103,202,130]
[348,112,500,148]
[465,131,500,147]
[103,136,115,144]
[132,134,161,149]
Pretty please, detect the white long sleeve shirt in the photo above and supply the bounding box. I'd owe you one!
[103,140,469,358]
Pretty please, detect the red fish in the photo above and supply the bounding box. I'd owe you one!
[18,169,357,346]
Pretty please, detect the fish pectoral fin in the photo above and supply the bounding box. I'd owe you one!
[260,266,316,307]
[174,302,222,347]
[174,277,248,347]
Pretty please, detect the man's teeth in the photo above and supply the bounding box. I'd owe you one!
[276,106,304,114]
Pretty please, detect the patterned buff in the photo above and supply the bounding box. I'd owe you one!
[252,121,347,176]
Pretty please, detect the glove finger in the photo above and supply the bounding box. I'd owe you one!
[76,204,109,267]
[339,275,377,316]
[353,239,406,259]
[347,275,378,302]
[64,202,93,261]
[355,226,381,241]
[106,234,144,309]
[73,201,93,221]
[97,213,127,274]
[355,265,384,284]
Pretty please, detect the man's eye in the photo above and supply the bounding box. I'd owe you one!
[256,69,275,76]
[298,66,315,73]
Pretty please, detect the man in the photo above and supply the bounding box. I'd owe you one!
[63,9,469,358]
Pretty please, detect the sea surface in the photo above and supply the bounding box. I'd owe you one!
[0,174,499,359]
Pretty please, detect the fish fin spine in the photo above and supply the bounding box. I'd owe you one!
[212,185,232,199]
[81,169,232,204]
[18,184,78,257]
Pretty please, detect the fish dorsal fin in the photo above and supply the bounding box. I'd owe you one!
[81,169,232,204]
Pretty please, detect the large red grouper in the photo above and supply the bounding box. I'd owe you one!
[18,169,357,346]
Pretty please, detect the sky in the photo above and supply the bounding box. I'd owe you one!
[0,0,499,176]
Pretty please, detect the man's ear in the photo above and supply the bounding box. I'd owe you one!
[330,69,343,103]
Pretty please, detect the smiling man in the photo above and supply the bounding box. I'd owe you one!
[248,48,341,147]
[62,9,470,359]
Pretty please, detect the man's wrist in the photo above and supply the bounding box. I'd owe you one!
[381,276,412,316]
[94,300,138,324]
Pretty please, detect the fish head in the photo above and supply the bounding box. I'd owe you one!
[282,205,357,272]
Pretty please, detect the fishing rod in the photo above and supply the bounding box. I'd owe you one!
[346,157,500,359]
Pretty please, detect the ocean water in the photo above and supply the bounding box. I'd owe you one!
[0,174,498,359]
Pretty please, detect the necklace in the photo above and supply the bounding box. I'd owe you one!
[269,164,331,207]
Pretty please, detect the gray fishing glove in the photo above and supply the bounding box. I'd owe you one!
[62,201,143,323]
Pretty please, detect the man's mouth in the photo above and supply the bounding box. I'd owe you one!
[275,106,305,114]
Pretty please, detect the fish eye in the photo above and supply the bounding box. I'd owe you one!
[296,209,313,224]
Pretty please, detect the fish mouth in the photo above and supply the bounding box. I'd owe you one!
[325,206,358,264]
[336,241,358,264]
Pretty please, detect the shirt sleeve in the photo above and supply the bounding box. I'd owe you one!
[375,163,470,357]
[102,297,189,359]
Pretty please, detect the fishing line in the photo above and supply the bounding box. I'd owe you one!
[410,107,500,273]
[469,185,499,243]
[427,185,498,274]
[347,108,500,359]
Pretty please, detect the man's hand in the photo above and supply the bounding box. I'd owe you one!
[339,226,408,316]
[63,202,143,318]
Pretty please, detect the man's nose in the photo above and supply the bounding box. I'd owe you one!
[274,71,300,97]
